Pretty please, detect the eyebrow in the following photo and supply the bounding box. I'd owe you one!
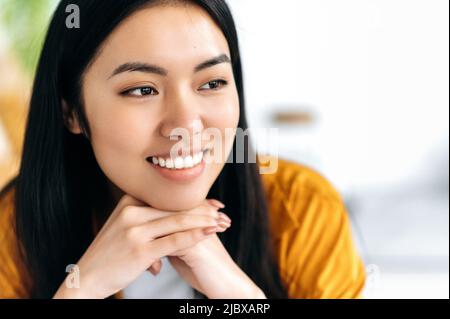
[109,54,231,79]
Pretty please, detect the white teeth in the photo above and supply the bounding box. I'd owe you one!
[165,158,174,169]
[150,151,205,170]
[184,155,194,168]
[194,151,204,165]
[158,157,165,167]
[174,157,184,169]
[193,153,200,165]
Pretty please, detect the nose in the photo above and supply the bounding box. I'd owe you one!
[158,90,205,141]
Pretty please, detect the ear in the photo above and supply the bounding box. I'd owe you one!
[62,99,83,134]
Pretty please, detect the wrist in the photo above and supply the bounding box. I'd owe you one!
[207,276,267,299]
[236,270,267,299]
[53,267,103,299]
[237,282,267,299]
[53,284,87,299]
[219,266,268,299]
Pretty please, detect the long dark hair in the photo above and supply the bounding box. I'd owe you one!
[6,0,288,298]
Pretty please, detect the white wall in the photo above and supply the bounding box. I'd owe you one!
[227,0,449,194]
[226,0,449,298]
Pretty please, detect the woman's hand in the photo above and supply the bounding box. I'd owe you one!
[53,194,226,299]
[165,200,267,299]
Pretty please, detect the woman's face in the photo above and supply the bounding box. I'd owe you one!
[71,3,240,211]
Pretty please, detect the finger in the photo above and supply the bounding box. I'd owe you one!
[144,227,219,262]
[206,199,225,209]
[120,205,171,225]
[137,214,226,240]
[148,259,163,276]
[122,203,221,225]
[99,194,149,232]
[117,194,148,211]
[112,195,148,222]
[217,211,231,224]
[148,258,162,271]
[181,204,221,220]
[167,222,230,258]
[168,256,202,291]
[148,265,159,276]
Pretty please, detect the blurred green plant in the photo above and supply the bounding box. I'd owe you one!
[0,0,58,76]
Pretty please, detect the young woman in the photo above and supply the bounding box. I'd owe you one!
[0,0,366,299]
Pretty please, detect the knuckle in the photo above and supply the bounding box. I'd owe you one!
[191,229,203,242]
[187,229,202,243]
[118,194,135,208]
[124,226,139,242]
[174,215,189,228]
[207,207,219,218]
[118,194,131,205]
[202,215,216,225]
[120,206,136,221]
[170,233,184,247]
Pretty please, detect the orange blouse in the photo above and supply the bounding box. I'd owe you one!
[0,158,366,298]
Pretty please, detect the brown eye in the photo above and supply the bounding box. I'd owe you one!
[199,79,228,91]
[122,86,158,97]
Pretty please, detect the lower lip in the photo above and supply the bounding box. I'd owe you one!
[148,156,206,183]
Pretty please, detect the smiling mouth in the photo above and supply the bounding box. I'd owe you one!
[146,148,210,170]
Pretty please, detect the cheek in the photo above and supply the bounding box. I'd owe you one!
[93,112,137,154]
[204,94,240,160]
[84,95,154,178]
[207,92,240,129]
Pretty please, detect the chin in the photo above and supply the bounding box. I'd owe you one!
[140,191,208,212]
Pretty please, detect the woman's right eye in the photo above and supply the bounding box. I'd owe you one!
[121,86,158,97]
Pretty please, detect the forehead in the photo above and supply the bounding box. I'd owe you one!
[93,4,231,71]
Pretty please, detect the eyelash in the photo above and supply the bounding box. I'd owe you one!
[120,79,229,98]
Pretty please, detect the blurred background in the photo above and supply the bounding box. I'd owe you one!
[0,0,448,298]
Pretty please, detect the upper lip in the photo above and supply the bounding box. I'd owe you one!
[147,147,209,160]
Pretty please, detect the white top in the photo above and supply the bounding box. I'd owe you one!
[121,257,196,299]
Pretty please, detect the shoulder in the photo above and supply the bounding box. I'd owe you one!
[0,180,31,298]
[260,156,343,202]
[259,157,366,298]
[260,157,345,236]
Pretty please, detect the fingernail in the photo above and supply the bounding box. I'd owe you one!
[218,221,231,229]
[218,212,231,223]
[209,199,225,209]
[217,216,231,226]
[203,226,220,235]
[216,226,228,233]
